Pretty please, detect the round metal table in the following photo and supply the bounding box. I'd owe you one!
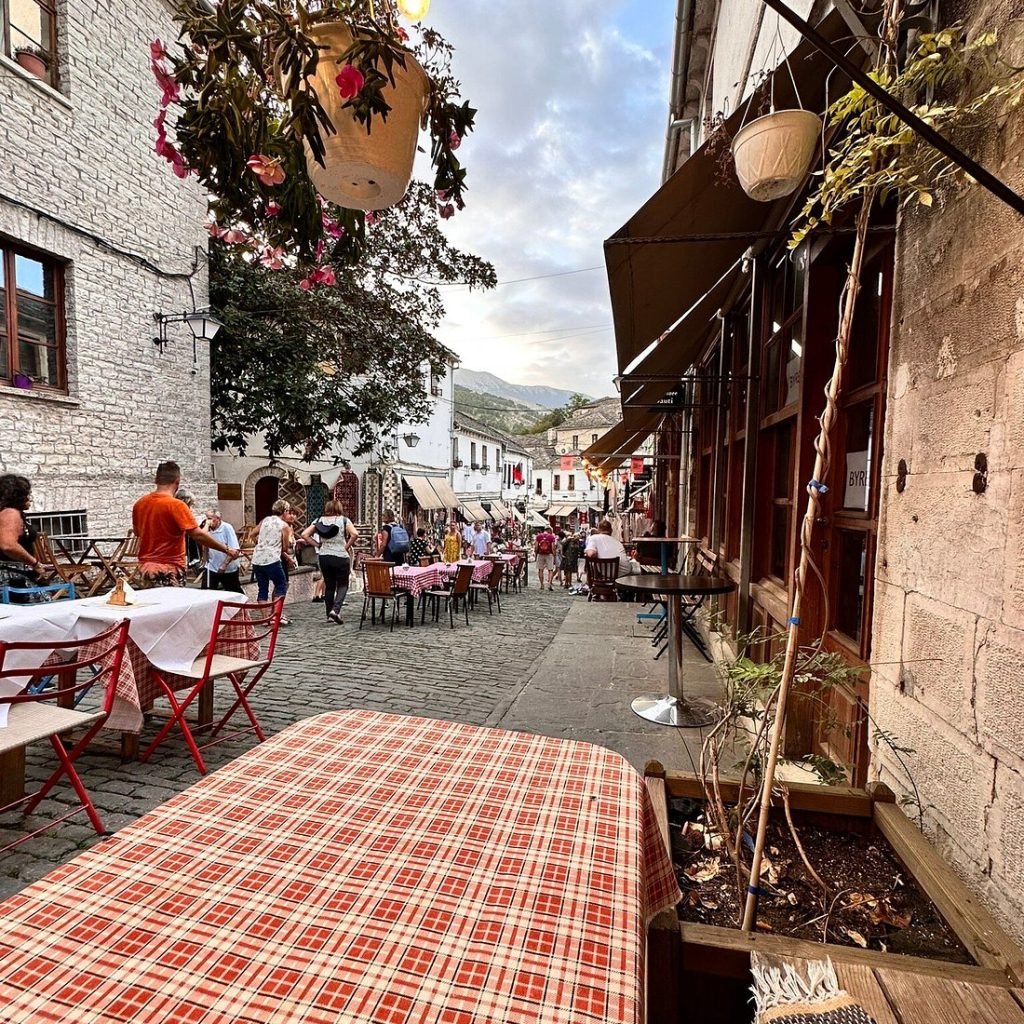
[616,573,736,728]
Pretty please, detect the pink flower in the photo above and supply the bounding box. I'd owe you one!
[439,203,455,220]
[264,200,282,217]
[449,130,462,150]
[299,265,337,290]
[322,212,343,239]
[396,27,409,42]
[335,64,365,100]
[364,211,376,227]
[247,154,286,187]
[315,239,326,262]
[318,266,336,286]
[260,246,285,270]
[435,189,449,202]
[150,39,167,63]
[205,222,226,239]
[152,61,179,107]
[171,155,189,179]
[222,229,248,245]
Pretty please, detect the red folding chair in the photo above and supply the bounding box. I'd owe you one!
[0,619,130,854]
[140,598,283,775]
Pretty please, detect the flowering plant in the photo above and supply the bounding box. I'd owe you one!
[152,0,476,266]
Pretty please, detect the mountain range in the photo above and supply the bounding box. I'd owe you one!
[454,369,590,410]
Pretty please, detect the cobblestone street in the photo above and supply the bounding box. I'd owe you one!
[3,585,719,898]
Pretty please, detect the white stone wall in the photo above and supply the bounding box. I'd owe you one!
[0,0,212,533]
[452,426,504,500]
[870,0,1024,944]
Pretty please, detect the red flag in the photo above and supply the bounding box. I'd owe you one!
[512,462,524,484]
[630,457,644,476]
[560,455,574,472]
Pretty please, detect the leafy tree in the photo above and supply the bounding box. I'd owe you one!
[210,182,496,458]
[523,393,590,434]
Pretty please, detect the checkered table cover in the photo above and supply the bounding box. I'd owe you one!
[0,709,681,1023]
[391,562,492,599]
[437,560,493,584]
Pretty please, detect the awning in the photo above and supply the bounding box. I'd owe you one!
[461,500,489,522]
[546,504,582,518]
[606,11,849,388]
[430,478,459,508]
[510,507,525,522]
[528,511,550,528]
[489,499,511,518]
[582,414,662,474]
[403,474,446,510]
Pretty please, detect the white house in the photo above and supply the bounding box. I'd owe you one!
[0,0,213,539]
[451,411,507,522]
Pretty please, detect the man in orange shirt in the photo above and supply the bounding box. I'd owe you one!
[132,461,241,587]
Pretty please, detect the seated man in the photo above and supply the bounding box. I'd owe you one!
[584,519,635,576]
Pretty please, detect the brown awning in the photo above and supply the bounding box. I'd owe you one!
[430,478,459,508]
[606,11,849,384]
[582,413,663,473]
[404,474,446,510]
[461,500,489,522]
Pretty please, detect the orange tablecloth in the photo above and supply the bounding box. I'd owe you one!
[0,709,681,1023]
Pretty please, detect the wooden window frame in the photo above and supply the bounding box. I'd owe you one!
[4,0,59,87]
[1,241,67,392]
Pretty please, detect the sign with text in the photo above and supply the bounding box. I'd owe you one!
[844,450,870,510]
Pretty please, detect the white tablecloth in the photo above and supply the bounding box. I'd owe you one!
[0,589,248,728]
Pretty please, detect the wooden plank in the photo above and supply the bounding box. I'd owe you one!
[832,962,900,1024]
[681,922,1013,987]
[663,769,875,817]
[877,966,1024,1023]
[874,802,1024,982]
[0,746,26,805]
[644,775,672,858]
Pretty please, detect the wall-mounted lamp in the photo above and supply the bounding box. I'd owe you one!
[153,308,224,356]
[402,432,421,448]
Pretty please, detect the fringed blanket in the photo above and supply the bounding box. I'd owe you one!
[751,954,878,1024]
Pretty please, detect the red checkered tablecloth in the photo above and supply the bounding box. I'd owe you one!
[392,561,493,599]
[0,709,681,1023]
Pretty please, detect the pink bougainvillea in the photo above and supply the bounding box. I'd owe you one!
[449,130,462,150]
[438,203,455,220]
[322,212,343,239]
[247,154,286,187]
[335,64,365,100]
[151,39,185,175]
[260,246,286,270]
[264,200,282,217]
[299,265,337,290]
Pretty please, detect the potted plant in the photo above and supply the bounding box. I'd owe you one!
[731,108,821,202]
[14,45,48,80]
[155,0,476,268]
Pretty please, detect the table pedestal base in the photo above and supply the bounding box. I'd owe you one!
[631,694,721,728]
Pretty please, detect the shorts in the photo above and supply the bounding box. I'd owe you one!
[536,553,555,572]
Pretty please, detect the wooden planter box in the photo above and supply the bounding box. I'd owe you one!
[644,764,1024,1024]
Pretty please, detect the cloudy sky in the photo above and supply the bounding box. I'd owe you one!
[416,0,676,398]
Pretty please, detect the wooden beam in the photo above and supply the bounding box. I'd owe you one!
[876,965,1024,1022]
[873,802,1024,982]
[681,922,1015,986]
[663,769,875,817]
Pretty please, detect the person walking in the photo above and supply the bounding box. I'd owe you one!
[461,519,475,558]
[470,522,492,558]
[561,531,580,589]
[534,524,557,591]
[376,508,411,565]
[442,521,462,563]
[202,509,243,592]
[251,499,295,623]
[301,499,358,624]
[132,461,240,587]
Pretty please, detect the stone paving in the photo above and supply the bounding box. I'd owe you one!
[2,581,724,899]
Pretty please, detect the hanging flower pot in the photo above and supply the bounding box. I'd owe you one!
[302,23,429,211]
[731,109,821,202]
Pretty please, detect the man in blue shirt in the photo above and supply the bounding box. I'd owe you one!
[202,509,243,592]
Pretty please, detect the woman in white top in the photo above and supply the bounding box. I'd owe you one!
[300,499,359,624]
[252,499,296,623]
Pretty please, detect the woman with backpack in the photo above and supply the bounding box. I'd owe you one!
[300,499,359,624]
[376,509,412,566]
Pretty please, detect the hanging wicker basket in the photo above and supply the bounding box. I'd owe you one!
[731,109,821,202]
[303,23,429,210]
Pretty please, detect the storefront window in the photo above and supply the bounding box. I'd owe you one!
[841,402,874,512]
[834,530,867,642]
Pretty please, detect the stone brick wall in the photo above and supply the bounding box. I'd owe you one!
[0,0,213,534]
[870,0,1024,942]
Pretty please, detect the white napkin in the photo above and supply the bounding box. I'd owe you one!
[122,580,137,605]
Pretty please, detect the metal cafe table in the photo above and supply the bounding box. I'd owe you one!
[616,573,736,728]
[0,709,681,1024]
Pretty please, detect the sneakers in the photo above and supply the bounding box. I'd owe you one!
[328,610,342,624]
[279,616,291,627]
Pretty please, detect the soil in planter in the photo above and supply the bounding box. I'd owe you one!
[669,798,973,963]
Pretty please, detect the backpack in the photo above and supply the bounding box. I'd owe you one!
[388,523,411,554]
[537,534,553,555]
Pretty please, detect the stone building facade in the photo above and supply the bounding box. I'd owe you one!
[0,0,213,535]
[608,0,1024,938]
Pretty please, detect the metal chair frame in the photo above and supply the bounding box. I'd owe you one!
[470,560,505,615]
[0,619,130,853]
[421,563,474,628]
[140,597,284,774]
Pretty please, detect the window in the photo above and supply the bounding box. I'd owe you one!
[482,444,488,468]
[553,474,561,491]
[572,435,579,449]
[429,367,442,397]
[27,508,86,555]
[451,437,460,467]
[535,478,543,494]
[591,433,598,444]
[470,441,477,468]
[0,243,66,390]
[568,474,575,491]
[5,0,58,87]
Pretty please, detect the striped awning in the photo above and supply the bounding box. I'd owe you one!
[461,500,489,522]
[403,475,445,510]
[430,478,459,509]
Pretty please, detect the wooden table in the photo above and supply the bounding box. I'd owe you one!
[0,709,681,1023]
[759,952,1024,1023]
[616,573,735,727]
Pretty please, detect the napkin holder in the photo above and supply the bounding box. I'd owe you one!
[107,578,137,606]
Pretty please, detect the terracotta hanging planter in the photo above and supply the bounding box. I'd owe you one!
[731,109,821,202]
[304,22,429,211]
[14,48,48,80]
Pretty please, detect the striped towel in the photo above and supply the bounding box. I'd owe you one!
[751,954,877,1024]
